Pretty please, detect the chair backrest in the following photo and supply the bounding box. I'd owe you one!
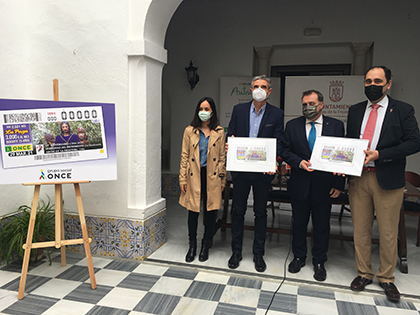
[405,171,420,188]
[280,164,290,176]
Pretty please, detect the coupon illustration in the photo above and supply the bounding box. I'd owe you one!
[0,106,107,169]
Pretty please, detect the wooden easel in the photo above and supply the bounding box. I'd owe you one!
[17,80,97,299]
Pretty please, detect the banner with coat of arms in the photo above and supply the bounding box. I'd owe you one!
[284,75,367,126]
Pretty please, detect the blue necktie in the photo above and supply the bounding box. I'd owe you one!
[308,122,316,151]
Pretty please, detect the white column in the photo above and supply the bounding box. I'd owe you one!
[124,0,182,220]
[351,42,373,75]
[126,40,167,219]
[254,46,273,76]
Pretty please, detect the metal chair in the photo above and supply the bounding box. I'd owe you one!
[404,171,420,247]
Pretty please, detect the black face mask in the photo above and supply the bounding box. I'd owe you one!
[364,85,385,102]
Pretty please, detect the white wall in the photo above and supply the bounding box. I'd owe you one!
[0,1,130,216]
[0,0,419,218]
[0,0,183,218]
[163,0,420,174]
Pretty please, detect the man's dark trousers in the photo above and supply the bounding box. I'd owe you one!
[231,172,274,255]
[291,192,331,264]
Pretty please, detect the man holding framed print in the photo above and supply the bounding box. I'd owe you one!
[346,66,420,301]
[227,75,284,272]
[280,89,344,281]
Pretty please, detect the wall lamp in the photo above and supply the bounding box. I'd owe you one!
[185,60,199,90]
[303,28,322,36]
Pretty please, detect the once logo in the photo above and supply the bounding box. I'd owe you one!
[5,145,32,152]
[46,173,72,180]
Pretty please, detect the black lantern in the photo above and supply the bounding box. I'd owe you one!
[185,60,199,90]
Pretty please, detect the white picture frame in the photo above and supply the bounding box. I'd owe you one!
[309,136,369,176]
[226,137,277,173]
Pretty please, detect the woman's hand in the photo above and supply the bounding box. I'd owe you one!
[180,184,187,193]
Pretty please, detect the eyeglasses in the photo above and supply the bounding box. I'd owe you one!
[302,103,321,107]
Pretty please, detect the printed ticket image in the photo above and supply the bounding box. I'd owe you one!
[236,146,267,163]
[1,106,107,169]
[320,145,355,164]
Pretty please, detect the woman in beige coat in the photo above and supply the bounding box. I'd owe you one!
[179,97,226,263]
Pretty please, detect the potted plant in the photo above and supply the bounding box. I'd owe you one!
[0,199,55,267]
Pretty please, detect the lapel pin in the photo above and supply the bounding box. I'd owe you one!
[390,109,393,112]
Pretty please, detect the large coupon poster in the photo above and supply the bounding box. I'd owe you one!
[284,76,366,125]
[0,99,117,184]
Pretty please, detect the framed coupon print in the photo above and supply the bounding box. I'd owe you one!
[309,136,369,176]
[226,137,277,173]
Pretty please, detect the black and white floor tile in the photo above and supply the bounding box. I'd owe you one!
[0,252,419,314]
[0,195,419,314]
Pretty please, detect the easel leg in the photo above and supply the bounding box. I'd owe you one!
[18,185,41,300]
[55,185,66,266]
[74,183,97,289]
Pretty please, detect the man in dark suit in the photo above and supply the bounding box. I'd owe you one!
[227,75,284,272]
[280,90,344,281]
[346,66,420,301]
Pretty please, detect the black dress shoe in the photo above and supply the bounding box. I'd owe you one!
[288,257,305,273]
[313,263,326,281]
[228,253,242,269]
[380,282,400,302]
[350,276,373,291]
[253,255,266,272]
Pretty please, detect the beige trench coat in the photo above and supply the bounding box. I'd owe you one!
[179,125,227,212]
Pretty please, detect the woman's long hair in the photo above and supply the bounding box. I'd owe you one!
[190,97,219,130]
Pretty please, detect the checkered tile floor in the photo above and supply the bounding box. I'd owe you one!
[0,252,419,315]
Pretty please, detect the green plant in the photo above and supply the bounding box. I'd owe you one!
[0,199,55,267]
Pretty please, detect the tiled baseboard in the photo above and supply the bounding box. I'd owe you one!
[64,210,166,261]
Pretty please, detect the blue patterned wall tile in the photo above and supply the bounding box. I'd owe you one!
[63,210,165,261]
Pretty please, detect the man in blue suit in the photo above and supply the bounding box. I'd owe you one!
[227,75,284,272]
[281,90,344,281]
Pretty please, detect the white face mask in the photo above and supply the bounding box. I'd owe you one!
[252,87,267,102]
[198,111,211,122]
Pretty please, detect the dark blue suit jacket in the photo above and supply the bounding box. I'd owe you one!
[227,101,284,179]
[280,115,345,202]
[346,96,420,190]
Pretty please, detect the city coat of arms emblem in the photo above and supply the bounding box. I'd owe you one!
[329,80,344,102]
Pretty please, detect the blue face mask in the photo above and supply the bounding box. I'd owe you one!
[198,111,211,122]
